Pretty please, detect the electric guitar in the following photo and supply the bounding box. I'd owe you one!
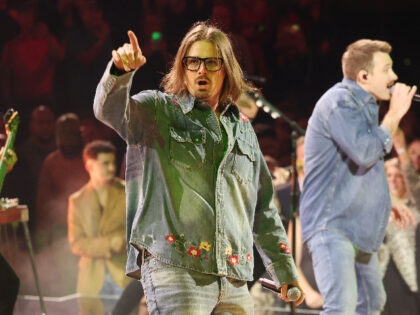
[0,109,19,195]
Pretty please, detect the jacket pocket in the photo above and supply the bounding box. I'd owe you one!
[169,127,206,169]
[231,138,256,184]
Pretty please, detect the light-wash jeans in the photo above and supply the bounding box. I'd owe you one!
[140,256,254,314]
[307,230,386,315]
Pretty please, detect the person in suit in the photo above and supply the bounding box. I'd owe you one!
[68,140,130,314]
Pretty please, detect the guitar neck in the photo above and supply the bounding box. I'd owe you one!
[0,132,16,194]
[0,110,19,195]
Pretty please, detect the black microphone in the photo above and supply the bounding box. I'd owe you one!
[390,85,420,102]
[244,73,267,85]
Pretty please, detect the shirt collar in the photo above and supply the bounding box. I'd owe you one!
[175,93,237,117]
[342,77,377,106]
[174,93,195,114]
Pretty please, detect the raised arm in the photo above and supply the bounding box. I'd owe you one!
[93,31,156,144]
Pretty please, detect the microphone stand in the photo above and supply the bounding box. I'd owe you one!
[249,92,305,315]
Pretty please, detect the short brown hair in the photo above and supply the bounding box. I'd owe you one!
[83,140,116,163]
[160,21,253,105]
[342,39,392,81]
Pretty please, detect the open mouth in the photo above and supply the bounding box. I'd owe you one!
[196,78,209,88]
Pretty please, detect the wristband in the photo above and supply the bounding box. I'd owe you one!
[396,147,406,154]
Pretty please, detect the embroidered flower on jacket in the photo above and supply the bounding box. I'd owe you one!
[240,113,249,122]
[229,255,239,265]
[225,247,232,255]
[199,241,212,252]
[171,98,180,106]
[279,242,292,254]
[247,254,252,261]
[166,234,175,243]
[187,246,201,258]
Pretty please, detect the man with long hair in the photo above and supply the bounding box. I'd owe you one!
[94,21,303,314]
[300,39,416,314]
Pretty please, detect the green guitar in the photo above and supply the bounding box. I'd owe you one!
[0,109,19,195]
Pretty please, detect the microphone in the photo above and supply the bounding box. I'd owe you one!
[244,73,267,85]
[390,85,420,102]
[258,278,302,301]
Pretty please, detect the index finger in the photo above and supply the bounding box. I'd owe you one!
[128,30,140,53]
[280,285,290,302]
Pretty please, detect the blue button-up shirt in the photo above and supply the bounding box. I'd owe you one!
[93,61,298,286]
[300,78,392,253]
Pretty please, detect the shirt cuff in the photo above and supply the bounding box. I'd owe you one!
[110,63,129,77]
[265,255,298,287]
[378,125,393,154]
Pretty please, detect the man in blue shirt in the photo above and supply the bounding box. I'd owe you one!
[300,39,416,314]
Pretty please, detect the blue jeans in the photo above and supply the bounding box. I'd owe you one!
[307,230,386,315]
[140,256,254,314]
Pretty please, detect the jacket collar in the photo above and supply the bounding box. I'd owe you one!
[342,78,377,106]
[174,93,237,118]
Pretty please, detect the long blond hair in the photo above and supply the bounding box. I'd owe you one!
[161,21,254,105]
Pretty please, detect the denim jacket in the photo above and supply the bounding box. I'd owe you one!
[93,61,297,286]
[300,78,392,253]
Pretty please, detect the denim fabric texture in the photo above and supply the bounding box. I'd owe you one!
[94,61,297,286]
[307,230,386,315]
[140,256,254,314]
[300,78,392,253]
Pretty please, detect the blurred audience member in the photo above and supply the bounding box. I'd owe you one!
[235,0,271,79]
[379,157,420,314]
[132,13,171,91]
[3,105,56,230]
[210,3,254,75]
[0,0,19,52]
[254,123,281,161]
[269,20,311,112]
[57,0,113,111]
[163,0,193,54]
[35,113,87,295]
[0,0,64,123]
[68,140,130,315]
[408,139,420,173]
[36,113,88,246]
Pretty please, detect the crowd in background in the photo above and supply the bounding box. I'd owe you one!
[1,0,420,164]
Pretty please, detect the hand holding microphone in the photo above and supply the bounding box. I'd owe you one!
[382,83,417,136]
[389,83,417,120]
[259,278,305,306]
